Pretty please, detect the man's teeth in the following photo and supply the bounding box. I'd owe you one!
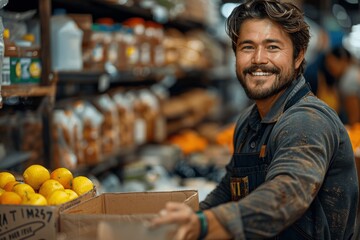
[251,72,272,76]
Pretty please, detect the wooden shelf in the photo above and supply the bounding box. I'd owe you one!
[1,84,56,98]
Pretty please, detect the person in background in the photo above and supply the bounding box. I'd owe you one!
[305,44,360,126]
[336,48,360,125]
[150,0,359,239]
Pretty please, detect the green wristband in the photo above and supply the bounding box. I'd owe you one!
[196,211,208,240]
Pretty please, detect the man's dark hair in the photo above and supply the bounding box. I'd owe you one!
[226,0,310,75]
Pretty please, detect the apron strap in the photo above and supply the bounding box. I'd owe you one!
[258,82,312,156]
[284,82,312,112]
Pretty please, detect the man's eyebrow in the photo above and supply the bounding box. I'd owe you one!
[237,39,283,45]
[237,40,253,45]
[264,39,282,44]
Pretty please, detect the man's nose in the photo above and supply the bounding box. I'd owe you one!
[252,48,268,64]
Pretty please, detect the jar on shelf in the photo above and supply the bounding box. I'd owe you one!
[145,21,165,68]
[123,17,150,68]
[87,24,106,71]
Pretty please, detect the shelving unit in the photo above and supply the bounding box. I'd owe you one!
[1,0,229,174]
[0,0,54,171]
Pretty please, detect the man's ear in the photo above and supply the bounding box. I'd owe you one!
[295,49,305,70]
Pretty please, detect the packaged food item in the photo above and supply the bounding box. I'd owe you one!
[72,100,103,165]
[87,24,106,70]
[163,28,185,67]
[145,21,165,67]
[111,90,136,147]
[138,89,166,143]
[18,111,44,165]
[52,110,78,170]
[123,17,149,68]
[114,25,137,71]
[92,94,120,156]
[132,90,151,144]
[2,32,42,84]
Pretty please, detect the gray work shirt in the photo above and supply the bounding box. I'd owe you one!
[200,76,359,239]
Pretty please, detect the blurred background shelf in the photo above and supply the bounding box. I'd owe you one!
[2,84,56,98]
[0,151,33,169]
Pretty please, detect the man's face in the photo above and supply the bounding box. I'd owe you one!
[235,18,304,100]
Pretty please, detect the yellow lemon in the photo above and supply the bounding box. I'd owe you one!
[23,165,50,191]
[64,189,78,201]
[0,188,5,197]
[50,168,73,189]
[22,193,47,206]
[0,191,22,205]
[12,183,35,199]
[47,190,70,205]
[71,176,94,196]
[4,181,21,192]
[0,172,16,189]
[39,179,64,199]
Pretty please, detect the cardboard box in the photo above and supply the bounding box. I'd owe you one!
[59,190,199,239]
[0,188,96,240]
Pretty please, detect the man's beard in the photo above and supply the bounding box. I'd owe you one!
[236,64,296,100]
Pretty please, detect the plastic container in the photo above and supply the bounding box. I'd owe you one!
[51,14,83,71]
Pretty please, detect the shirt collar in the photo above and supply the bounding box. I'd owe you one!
[248,75,306,125]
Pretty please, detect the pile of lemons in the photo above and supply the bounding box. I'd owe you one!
[0,165,94,206]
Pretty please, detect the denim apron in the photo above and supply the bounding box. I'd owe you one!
[230,84,315,239]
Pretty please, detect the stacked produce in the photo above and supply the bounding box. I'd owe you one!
[0,165,94,205]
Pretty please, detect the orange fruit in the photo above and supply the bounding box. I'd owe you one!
[71,176,94,196]
[64,189,78,201]
[13,183,35,199]
[0,191,22,205]
[23,165,50,191]
[0,188,5,197]
[39,179,64,199]
[47,190,70,205]
[50,168,73,189]
[4,181,21,192]
[22,193,47,206]
[0,172,16,188]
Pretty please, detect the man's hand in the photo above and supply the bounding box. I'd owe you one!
[150,202,200,240]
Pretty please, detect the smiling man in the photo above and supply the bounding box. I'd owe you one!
[151,1,359,239]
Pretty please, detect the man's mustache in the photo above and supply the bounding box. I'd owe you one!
[243,65,280,75]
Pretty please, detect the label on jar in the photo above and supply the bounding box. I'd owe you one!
[141,42,151,65]
[134,118,146,145]
[126,45,139,65]
[9,57,41,84]
[92,43,104,62]
[154,45,165,67]
[108,42,118,64]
